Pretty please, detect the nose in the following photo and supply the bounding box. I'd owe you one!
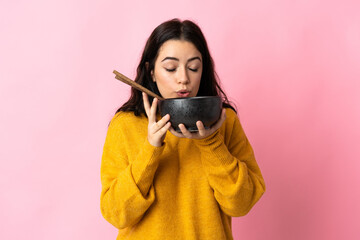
[177,67,190,84]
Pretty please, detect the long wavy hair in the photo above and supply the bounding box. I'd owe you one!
[116,18,236,116]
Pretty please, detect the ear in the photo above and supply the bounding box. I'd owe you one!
[151,70,156,82]
[146,62,156,82]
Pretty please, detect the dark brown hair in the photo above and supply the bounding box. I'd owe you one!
[116,18,236,116]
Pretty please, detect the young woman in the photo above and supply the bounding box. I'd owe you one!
[101,19,265,240]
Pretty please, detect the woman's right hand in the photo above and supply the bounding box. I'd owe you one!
[143,92,171,147]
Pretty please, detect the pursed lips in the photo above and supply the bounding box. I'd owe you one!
[176,89,191,97]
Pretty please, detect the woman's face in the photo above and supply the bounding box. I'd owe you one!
[151,40,203,98]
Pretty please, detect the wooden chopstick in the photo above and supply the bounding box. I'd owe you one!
[113,70,164,100]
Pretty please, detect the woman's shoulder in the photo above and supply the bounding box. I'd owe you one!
[224,107,238,122]
[109,111,146,128]
[222,107,244,134]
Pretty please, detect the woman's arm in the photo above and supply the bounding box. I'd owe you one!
[193,108,266,217]
[100,114,165,229]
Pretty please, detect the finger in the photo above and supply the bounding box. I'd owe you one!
[156,121,172,136]
[143,93,151,117]
[158,114,170,126]
[178,124,193,138]
[149,97,158,122]
[169,127,185,138]
[150,114,170,133]
[196,121,207,137]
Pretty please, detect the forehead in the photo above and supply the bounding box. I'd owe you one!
[157,40,201,59]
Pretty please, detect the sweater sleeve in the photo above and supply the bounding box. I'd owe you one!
[193,109,265,217]
[100,114,164,229]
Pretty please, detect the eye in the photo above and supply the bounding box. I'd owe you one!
[188,67,198,72]
[165,68,176,72]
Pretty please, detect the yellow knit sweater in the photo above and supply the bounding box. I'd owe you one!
[100,108,265,240]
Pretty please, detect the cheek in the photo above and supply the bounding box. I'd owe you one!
[155,68,170,81]
[194,73,202,86]
[154,73,172,93]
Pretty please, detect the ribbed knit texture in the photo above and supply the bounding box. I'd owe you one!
[100,108,265,240]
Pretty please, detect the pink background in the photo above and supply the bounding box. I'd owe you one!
[1,0,359,239]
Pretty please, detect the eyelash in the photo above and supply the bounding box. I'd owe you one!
[165,68,198,72]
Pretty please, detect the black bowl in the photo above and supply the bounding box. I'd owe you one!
[158,96,222,132]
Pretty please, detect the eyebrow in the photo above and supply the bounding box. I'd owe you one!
[161,56,202,63]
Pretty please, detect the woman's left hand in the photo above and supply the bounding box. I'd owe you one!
[170,109,226,139]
